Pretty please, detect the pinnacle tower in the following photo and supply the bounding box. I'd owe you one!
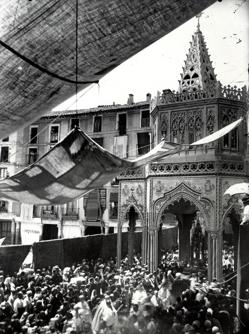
[179,21,217,94]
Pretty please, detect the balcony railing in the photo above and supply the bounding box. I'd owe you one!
[150,83,247,111]
[0,207,8,213]
[41,209,58,219]
[62,208,79,220]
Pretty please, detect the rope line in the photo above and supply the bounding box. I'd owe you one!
[75,0,79,118]
[0,39,98,85]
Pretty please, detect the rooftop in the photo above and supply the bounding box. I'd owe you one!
[42,100,150,119]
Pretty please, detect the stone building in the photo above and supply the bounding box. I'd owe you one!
[116,24,247,281]
[11,94,152,245]
[0,131,24,244]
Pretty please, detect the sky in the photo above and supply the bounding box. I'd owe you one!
[54,0,248,111]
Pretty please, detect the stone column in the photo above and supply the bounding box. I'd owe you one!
[158,222,163,263]
[104,225,109,235]
[128,210,136,266]
[80,221,85,236]
[207,231,223,281]
[11,219,15,244]
[57,206,63,239]
[15,221,21,244]
[141,225,147,265]
[116,223,122,268]
[148,226,158,272]
[57,221,63,239]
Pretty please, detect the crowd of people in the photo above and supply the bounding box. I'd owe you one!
[0,251,242,334]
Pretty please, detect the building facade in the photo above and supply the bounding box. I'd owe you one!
[0,93,152,245]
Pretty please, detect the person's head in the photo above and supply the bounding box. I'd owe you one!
[204,320,212,330]
[183,324,195,334]
[79,295,85,302]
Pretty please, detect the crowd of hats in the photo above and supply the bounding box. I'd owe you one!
[0,250,238,334]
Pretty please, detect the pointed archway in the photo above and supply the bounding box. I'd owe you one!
[149,182,217,280]
[116,201,145,268]
[158,198,207,268]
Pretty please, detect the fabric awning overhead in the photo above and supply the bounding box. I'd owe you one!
[0,128,181,204]
[0,0,216,139]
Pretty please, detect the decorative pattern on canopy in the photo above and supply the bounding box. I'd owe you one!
[0,128,180,204]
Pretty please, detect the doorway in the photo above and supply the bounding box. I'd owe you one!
[42,224,58,240]
[158,198,207,268]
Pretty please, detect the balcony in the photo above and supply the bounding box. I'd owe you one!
[62,208,79,220]
[0,207,8,213]
[41,209,58,219]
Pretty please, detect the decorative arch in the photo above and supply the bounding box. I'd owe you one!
[120,196,145,227]
[221,196,243,229]
[153,182,214,230]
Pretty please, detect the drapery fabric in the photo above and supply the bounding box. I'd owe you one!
[0,128,180,204]
[191,118,242,146]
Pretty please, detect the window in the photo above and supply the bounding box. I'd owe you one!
[0,168,8,179]
[70,118,80,130]
[0,200,8,212]
[118,113,126,135]
[109,192,118,219]
[0,147,9,162]
[230,128,238,149]
[92,137,104,147]
[33,205,41,218]
[137,132,150,155]
[29,126,38,144]
[2,137,9,142]
[0,220,12,244]
[222,113,238,151]
[28,147,38,164]
[93,116,102,132]
[50,125,60,143]
[141,109,150,128]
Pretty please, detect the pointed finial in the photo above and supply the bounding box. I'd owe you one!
[196,12,203,31]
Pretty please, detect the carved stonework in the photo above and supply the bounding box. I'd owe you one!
[171,111,185,143]
[210,232,218,240]
[160,112,169,139]
[153,182,214,230]
[119,167,145,179]
[136,184,143,196]
[120,183,145,223]
[154,180,165,194]
[122,184,129,196]
[149,161,245,176]
[120,193,144,224]
[206,107,216,134]
[204,180,215,194]
[179,27,217,94]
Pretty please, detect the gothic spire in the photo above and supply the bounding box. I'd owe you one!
[179,19,217,94]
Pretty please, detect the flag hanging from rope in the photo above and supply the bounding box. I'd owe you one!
[0,118,242,205]
[0,128,180,204]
